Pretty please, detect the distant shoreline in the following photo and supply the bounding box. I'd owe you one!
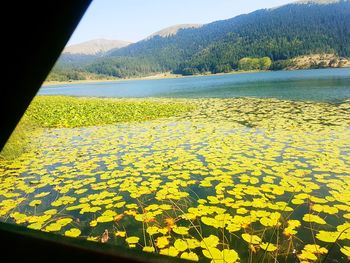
[42,70,265,86]
[42,66,350,87]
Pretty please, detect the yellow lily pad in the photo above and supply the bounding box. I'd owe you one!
[202,247,222,259]
[242,233,262,244]
[115,231,126,237]
[29,200,42,207]
[186,238,200,249]
[146,226,159,236]
[260,242,277,252]
[222,249,240,263]
[64,228,81,237]
[340,246,350,257]
[143,246,155,253]
[172,226,189,235]
[174,239,188,251]
[34,192,50,198]
[302,214,326,225]
[159,246,179,257]
[56,218,73,226]
[156,236,169,248]
[201,235,219,248]
[44,209,57,215]
[96,215,114,223]
[27,222,43,230]
[180,252,199,261]
[304,244,328,254]
[126,236,140,244]
[45,223,62,232]
[315,231,339,243]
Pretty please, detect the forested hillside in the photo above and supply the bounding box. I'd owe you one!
[48,0,350,81]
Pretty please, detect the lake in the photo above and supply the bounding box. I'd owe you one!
[40,68,350,102]
[1,68,350,262]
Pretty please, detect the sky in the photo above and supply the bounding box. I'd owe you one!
[68,0,296,45]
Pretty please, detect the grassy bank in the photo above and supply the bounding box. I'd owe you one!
[1,96,195,159]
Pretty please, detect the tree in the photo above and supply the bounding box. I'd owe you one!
[238,57,270,71]
[259,57,272,70]
[212,64,232,74]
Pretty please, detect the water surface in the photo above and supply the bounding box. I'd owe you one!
[2,69,350,262]
[40,68,350,102]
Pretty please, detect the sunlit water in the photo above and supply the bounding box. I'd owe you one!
[40,68,350,102]
[1,70,350,262]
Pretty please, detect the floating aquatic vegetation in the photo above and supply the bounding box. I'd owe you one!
[341,246,350,257]
[242,233,262,245]
[1,97,350,262]
[259,242,277,252]
[65,228,81,238]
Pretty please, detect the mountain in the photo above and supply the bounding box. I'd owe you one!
[296,0,342,4]
[63,39,131,55]
[146,24,202,39]
[49,0,350,80]
[55,39,132,69]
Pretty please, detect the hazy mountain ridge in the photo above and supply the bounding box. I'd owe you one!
[146,24,202,39]
[296,0,346,4]
[64,39,132,55]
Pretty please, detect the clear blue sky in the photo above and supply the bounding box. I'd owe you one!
[68,0,296,45]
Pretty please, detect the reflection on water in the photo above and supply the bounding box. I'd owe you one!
[1,98,350,262]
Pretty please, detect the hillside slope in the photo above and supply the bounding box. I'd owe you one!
[146,24,202,39]
[49,0,350,80]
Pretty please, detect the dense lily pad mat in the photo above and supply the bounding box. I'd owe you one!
[1,97,350,262]
[1,96,194,159]
[24,96,195,128]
